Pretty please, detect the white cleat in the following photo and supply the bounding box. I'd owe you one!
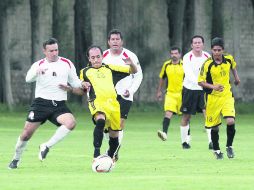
[38,143,49,161]
[157,130,167,141]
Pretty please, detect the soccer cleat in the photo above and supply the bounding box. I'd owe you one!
[38,144,49,161]
[8,159,19,169]
[214,151,224,160]
[208,142,213,150]
[157,130,167,141]
[226,147,235,158]
[182,142,191,149]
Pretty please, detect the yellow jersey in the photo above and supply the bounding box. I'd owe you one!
[159,59,184,93]
[198,54,237,97]
[80,64,130,101]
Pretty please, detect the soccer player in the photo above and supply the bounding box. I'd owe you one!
[80,45,137,160]
[198,37,240,159]
[102,29,143,157]
[156,47,184,141]
[8,38,86,169]
[180,35,211,149]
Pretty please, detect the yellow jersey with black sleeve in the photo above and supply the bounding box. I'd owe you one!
[159,59,184,93]
[80,63,130,101]
[198,54,236,97]
[80,64,130,130]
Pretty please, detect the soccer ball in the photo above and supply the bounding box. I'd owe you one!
[92,155,114,173]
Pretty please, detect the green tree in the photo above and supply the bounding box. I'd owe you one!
[0,0,21,109]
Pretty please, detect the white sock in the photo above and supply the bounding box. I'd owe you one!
[206,128,212,143]
[214,150,221,154]
[45,125,71,148]
[118,130,124,144]
[13,136,28,160]
[180,125,189,143]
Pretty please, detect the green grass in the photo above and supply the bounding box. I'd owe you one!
[0,110,253,190]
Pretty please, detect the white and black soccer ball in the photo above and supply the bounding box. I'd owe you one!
[92,155,114,173]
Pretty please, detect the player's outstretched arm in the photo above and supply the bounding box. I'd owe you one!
[59,83,88,95]
[123,57,137,74]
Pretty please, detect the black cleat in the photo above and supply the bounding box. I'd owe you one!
[214,151,224,160]
[182,142,191,149]
[38,144,49,161]
[209,142,213,150]
[226,147,235,158]
[8,159,19,169]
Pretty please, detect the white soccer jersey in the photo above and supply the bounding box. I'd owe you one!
[103,48,143,101]
[182,51,210,90]
[26,57,82,101]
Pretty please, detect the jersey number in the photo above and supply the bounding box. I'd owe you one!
[220,70,226,77]
[207,116,213,122]
[96,73,105,78]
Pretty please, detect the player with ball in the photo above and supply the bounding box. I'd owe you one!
[64,45,137,171]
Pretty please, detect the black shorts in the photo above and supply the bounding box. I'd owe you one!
[26,98,72,126]
[180,87,205,115]
[117,95,132,119]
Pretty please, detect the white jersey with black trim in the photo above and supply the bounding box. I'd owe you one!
[103,48,143,101]
[182,50,210,90]
[26,56,82,101]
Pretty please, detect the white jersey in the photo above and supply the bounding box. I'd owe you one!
[26,56,82,101]
[103,48,143,101]
[183,50,210,90]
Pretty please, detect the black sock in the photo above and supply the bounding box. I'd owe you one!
[93,119,105,158]
[226,124,236,147]
[211,129,220,150]
[162,117,170,134]
[108,137,119,158]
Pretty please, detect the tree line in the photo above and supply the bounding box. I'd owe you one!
[1,0,254,110]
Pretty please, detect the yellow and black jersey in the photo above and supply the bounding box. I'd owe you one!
[80,63,130,101]
[198,54,237,96]
[159,59,184,93]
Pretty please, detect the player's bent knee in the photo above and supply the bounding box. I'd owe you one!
[96,119,105,130]
[109,129,119,138]
[61,118,76,130]
[66,120,76,130]
[211,126,219,132]
[226,118,235,126]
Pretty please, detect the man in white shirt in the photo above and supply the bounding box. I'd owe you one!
[8,38,88,169]
[103,29,143,160]
[180,35,212,149]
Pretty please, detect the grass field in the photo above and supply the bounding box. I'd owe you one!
[0,108,253,190]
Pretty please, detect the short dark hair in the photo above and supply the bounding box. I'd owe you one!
[107,29,123,40]
[191,35,204,44]
[43,38,58,49]
[170,46,181,53]
[86,45,103,58]
[211,37,224,49]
